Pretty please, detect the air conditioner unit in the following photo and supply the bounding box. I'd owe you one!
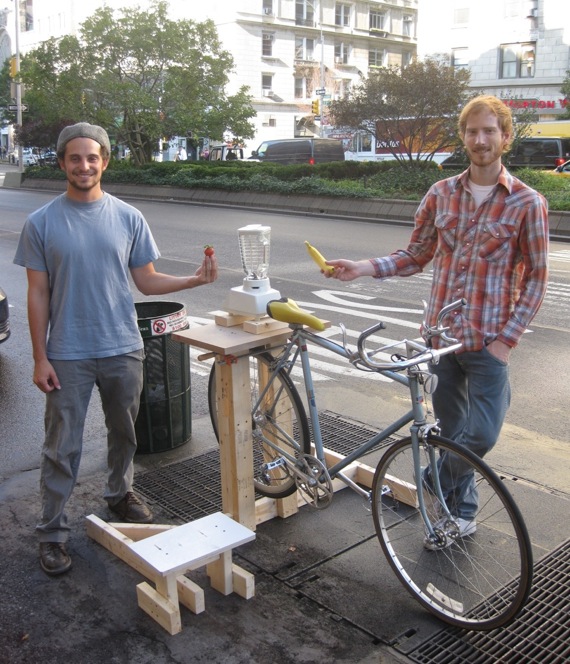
[335,56,344,64]
[263,89,274,97]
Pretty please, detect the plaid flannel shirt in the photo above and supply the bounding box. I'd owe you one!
[370,166,549,351]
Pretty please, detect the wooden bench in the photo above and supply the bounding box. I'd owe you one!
[86,512,256,635]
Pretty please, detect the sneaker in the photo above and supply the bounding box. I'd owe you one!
[39,542,72,576]
[108,491,153,523]
[424,516,477,551]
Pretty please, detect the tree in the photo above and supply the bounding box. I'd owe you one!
[18,1,255,164]
[328,57,471,166]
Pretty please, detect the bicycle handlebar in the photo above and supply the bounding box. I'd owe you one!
[356,298,465,372]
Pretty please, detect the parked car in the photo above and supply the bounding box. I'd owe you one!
[208,145,246,161]
[0,287,10,344]
[250,138,345,164]
[37,150,58,167]
[9,147,37,166]
[508,137,570,170]
[552,159,570,176]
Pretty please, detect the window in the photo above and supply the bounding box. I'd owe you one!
[295,36,315,61]
[350,131,373,153]
[262,32,274,57]
[453,7,469,24]
[500,43,535,79]
[295,0,314,26]
[294,77,312,99]
[262,0,273,15]
[335,3,351,27]
[335,42,349,65]
[403,15,413,37]
[452,48,469,70]
[369,48,386,68]
[262,114,277,127]
[370,9,386,31]
[262,74,274,96]
[23,0,34,32]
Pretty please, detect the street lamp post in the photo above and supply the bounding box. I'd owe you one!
[13,0,22,173]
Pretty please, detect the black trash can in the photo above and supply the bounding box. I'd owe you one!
[134,301,191,454]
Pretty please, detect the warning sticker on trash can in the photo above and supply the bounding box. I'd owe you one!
[136,304,188,338]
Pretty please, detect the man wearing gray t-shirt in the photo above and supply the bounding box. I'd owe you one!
[14,123,218,576]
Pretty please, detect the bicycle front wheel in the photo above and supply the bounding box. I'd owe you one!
[371,434,532,631]
[208,352,311,499]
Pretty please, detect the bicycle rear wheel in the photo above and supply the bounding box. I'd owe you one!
[371,434,532,631]
[208,352,311,499]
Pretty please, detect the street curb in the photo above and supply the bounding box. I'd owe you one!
[9,177,570,239]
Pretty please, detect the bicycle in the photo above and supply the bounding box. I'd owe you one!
[207,297,533,631]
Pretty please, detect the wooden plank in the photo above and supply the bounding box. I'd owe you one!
[86,515,159,581]
[109,523,175,541]
[173,323,290,356]
[216,359,257,530]
[136,582,181,635]
[128,513,255,576]
[207,550,233,596]
[232,564,255,600]
[242,318,289,334]
[212,311,254,327]
[177,575,205,614]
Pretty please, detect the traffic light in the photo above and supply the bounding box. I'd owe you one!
[311,99,319,115]
[10,56,18,79]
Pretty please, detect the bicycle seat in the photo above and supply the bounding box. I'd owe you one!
[266,298,326,331]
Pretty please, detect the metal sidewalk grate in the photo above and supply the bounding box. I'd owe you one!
[308,410,400,457]
[135,410,392,522]
[407,538,570,664]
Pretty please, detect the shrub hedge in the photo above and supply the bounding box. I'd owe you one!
[24,159,570,211]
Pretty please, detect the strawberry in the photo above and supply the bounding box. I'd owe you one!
[204,245,215,257]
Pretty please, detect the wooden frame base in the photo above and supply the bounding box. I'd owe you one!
[86,512,255,635]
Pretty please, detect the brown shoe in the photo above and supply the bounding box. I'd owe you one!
[108,491,153,523]
[39,542,72,576]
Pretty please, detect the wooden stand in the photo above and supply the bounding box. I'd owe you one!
[86,512,255,635]
[174,315,293,530]
[173,314,416,530]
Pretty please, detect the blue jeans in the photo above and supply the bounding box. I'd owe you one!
[37,351,144,542]
[428,347,511,520]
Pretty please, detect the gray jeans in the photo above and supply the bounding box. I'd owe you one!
[36,351,144,543]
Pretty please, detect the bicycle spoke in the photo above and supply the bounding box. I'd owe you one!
[372,435,532,630]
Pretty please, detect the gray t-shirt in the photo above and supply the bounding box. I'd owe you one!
[14,192,160,360]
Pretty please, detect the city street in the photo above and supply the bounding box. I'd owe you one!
[2,186,569,493]
[1,184,569,663]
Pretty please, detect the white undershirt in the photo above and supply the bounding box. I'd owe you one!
[468,180,495,209]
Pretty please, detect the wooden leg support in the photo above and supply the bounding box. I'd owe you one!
[86,512,255,635]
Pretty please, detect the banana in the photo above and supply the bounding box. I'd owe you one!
[304,240,334,274]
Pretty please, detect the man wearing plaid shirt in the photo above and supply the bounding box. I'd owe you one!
[325,95,549,544]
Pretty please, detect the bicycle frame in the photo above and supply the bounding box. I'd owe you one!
[250,323,448,530]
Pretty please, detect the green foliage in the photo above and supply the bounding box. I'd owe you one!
[17,1,255,163]
[328,57,471,166]
[24,160,570,211]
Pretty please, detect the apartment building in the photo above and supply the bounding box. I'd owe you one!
[418,0,570,123]
[183,1,419,155]
[1,1,418,157]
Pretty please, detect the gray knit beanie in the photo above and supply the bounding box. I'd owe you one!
[57,122,111,154]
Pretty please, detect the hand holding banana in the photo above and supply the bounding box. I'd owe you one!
[304,241,335,274]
